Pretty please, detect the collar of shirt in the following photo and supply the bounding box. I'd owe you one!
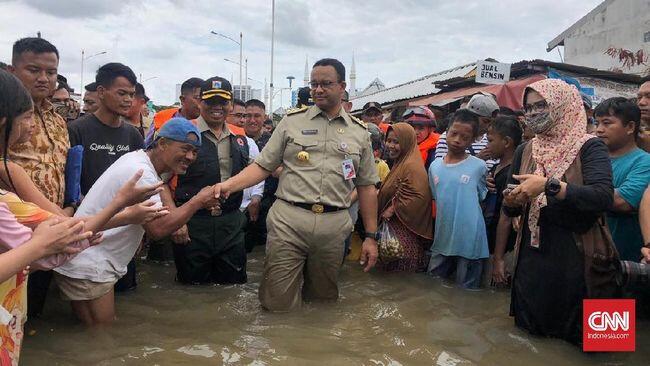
[197,115,232,141]
[38,98,55,114]
[306,105,350,125]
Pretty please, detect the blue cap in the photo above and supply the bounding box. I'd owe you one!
[154,117,201,147]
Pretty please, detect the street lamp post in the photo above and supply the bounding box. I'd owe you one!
[271,87,289,111]
[224,58,249,100]
[211,31,242,92]
[286,76,295,107]
[270,0,275,115]
[80,50,106,97]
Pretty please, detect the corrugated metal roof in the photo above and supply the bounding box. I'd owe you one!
[350,62,476,112]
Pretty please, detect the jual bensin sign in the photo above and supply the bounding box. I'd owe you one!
[583,299,635,352]
[475,60,511,85]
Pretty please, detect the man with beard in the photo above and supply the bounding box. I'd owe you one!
[67,63,145,292]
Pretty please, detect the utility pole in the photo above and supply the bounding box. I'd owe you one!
[269,0,275,115]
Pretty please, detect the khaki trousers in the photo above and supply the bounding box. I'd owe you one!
[260,199,353,311]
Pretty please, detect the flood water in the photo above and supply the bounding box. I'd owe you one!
[21,248,649,365]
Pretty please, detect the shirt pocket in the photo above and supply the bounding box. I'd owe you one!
[285,136,320,167]
[328,141,362,181]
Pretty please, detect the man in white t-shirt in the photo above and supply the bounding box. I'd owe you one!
[54,118,221,325]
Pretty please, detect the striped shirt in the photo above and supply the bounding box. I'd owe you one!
[434,132,498,170]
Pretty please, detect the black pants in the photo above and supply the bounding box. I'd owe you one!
[114,259,137,292]
[27,270,52,317]
[147,236,175,262]
[244,195,274,252]
[173,210,247,285]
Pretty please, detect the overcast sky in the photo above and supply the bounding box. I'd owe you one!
[0,0,602,107]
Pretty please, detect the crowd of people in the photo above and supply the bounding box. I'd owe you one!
[1,35,650,364]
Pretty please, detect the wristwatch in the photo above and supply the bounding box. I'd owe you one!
[364,232,381,241]
[545,177,561,197]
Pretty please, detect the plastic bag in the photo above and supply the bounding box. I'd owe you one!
[378,221,404,261]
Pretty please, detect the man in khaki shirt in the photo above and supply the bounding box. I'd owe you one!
[172,77,253,285]
[216,58,380,311]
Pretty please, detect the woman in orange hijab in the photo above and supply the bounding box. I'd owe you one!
[378,123,433,272]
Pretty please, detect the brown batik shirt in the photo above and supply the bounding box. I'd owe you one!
[9,99,69,207]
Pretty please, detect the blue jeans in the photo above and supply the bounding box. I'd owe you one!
[427,254,485,289]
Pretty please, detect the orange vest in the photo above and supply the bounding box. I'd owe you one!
[378,122,390,134]
[153,108,180,130]
[418,133,440,218]
[418,133,440,163]
[227,123,246,136]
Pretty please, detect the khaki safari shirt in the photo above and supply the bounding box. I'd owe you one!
[9,99,69,207]
[255,105,378,208]
[197,116,233,181]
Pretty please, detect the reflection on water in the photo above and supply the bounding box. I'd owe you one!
[21,249,649,365]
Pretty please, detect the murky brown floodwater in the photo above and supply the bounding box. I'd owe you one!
[21,247,649,365]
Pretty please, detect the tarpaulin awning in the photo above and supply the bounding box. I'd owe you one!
[410,74,547,110]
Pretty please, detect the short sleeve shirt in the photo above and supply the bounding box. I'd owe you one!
[68,114,145,195]
[54,150,162,282]
[196,116,233,181]
[255,105,379,208]
[9,99,69,207]
[607,148,650,260]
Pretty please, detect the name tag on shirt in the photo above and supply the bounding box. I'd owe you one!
[342,159,356,180]
[301,129,318,135]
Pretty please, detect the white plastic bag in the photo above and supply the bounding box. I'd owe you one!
[378,221,404,261]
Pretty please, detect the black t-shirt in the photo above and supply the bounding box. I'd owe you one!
[486,162,514,253]
[68,113,145,195]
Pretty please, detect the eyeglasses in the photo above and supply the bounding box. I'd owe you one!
[245,113,265,119]
[309,81,337,90]
[523,101,548,114]
[229,113,245,118]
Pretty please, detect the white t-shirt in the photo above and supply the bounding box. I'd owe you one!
[55,150,162,283]
[240,137,264,210]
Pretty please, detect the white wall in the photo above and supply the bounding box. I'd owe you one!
[563,0,650,75]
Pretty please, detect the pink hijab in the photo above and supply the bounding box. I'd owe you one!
[525,79,594,247]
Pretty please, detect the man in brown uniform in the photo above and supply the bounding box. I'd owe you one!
[215,58,379,311]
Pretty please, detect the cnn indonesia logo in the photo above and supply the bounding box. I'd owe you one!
[583,299,635,352]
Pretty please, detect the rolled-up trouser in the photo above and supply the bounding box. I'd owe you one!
[260,199,353,312]
[173,210,247,285]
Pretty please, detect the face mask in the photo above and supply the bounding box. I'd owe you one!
[526,111,553,134]
[53,101,71,120]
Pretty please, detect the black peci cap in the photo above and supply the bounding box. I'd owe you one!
[201,76,233,101]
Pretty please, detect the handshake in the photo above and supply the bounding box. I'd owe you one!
[194,182,233,216]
